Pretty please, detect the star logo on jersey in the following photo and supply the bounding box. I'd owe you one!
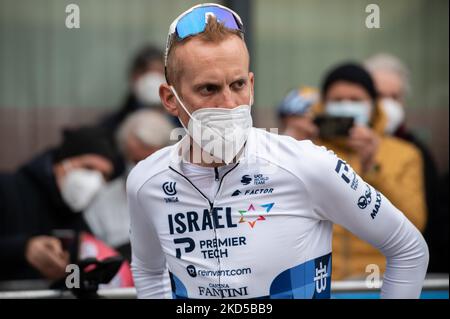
[238,203,274,228]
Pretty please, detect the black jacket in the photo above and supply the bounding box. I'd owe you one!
[0,149,90,281]
[395,126,440,220]
[395,125,448,272]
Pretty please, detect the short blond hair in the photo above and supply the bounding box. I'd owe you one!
[166,16,244,87]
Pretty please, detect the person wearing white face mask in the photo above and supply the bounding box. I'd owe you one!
[0,126,115,283]
[99,45,166,132]
[365,53,442,273]
[97,45,180,180]
[306,62,427,280]
[169,86,253,165]
[127,4,428,300]
[364,53,410,135]
[134,71,166,107]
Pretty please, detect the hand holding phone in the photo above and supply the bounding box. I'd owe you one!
[313,115,354,139]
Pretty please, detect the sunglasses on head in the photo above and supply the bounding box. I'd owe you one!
[164,3,244,82]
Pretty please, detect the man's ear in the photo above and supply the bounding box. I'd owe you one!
[249,72,255,101]
[159,83,179,117]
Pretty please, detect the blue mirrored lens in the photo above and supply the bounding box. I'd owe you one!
[176,6,240,39]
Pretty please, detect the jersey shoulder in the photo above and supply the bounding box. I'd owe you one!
[251,128,338,174]
[126,143,176,195]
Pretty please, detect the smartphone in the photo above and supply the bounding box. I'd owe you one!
[313,115,354,139]
[51,229,79,264]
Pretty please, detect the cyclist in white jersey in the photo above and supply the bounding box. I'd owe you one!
[127,3,429,299]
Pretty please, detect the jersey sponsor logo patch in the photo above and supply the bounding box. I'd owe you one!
[232,190,241,196]
[186,265,197,277]
[163,181,179,202]
[199,236,247,259]
[335,159,359,190]
[186,264,252,278]
[168,207,237,235]
[241,175,252,185]
[371,191,382,219]
[240,174,270,186]
[174,237,195,259]
[198,283,249,298]
[162,181,177,195]
[357,184,372,209]
[164,197,179,203]
[231,188,274,197]
[168,209,241,259]
[238,203,274,228]
[314,261,329,293]
[254,174,269,185]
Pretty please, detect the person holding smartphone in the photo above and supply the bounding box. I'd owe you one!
[279,63,427,280]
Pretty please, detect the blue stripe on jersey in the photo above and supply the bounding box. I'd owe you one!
[269,252,332,299]
[170,252,332,299]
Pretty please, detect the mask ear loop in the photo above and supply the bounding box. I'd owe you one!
[170,86,226,140]
[170,86,195,131]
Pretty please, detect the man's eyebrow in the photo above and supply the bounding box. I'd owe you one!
[231,77,247,83]
[192,81,222,90]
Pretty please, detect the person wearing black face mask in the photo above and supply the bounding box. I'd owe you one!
[0,126,115,283]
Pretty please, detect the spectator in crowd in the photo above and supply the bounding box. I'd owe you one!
[99,45,167,133]
[277,86,320,141]
[0,127,115,282]
[97,45,179,178]
[84,110,175,261]
[279,63,428,279]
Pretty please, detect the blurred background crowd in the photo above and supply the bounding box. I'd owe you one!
[0,0,448,293]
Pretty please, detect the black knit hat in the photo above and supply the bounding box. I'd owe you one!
[53,126,116,164]
[321,62,378,102]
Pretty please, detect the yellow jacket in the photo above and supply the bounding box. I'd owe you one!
[312,102,427,279]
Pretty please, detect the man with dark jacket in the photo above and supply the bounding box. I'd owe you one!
[0,126,115,282]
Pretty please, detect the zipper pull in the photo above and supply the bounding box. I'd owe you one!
[214,167,219,181]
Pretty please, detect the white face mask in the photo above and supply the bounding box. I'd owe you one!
[134,72,165,106]
[171,86,253,165]
[381,98,405,134]
[60,168,105,212]
[325,100,372,126]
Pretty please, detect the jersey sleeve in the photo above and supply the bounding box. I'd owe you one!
[298,141,429,298]
[127,175,171,299]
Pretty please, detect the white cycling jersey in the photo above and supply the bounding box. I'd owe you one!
[127,128,428,299]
